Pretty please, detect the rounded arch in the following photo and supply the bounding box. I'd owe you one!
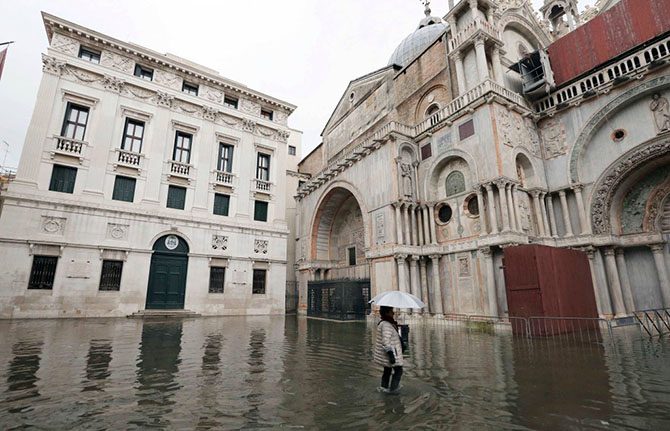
[414,84,450,124]
[398,142,418,163]
[589,135,670,235]
[569,75,670,183]
[499,13,551,49]
[423,149,478,201]
[514,149,538,188]
[149,230,193,252]
[309,182,370,261]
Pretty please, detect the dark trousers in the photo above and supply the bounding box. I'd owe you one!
[381,366,403,391]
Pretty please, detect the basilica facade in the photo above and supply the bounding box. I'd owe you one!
[295,0,670,319]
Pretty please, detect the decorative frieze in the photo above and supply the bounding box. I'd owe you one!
[106,223,129,240]
[102,75,125,93]
[254,239,269,254]
[41,216,66,235]
[100,51,134,74]
[375,213,385,244]
[155,91,174,108]
[42,55,66,75]
[212,235,228,251]
[50,33,79,56]
[540,117,567,159]
[154,70,181,90]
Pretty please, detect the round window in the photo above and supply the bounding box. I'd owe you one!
[465,194,480,216]
[611,129,626,142]
[438,204,453,224]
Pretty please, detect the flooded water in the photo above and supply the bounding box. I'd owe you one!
[0,316,669,430]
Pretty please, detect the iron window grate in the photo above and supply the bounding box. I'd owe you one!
[28,256,58,290]
[99,260,123,291]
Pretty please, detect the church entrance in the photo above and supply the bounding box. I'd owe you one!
[146,234,189,310]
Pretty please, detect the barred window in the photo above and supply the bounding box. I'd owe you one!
[252,269,266,294]
[209,267,225,293]
[99,260,123,291]
[28,256,58,290]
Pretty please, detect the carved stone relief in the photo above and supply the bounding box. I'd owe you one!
[242,118,257,133]
[202,85,223,103]
[101,51,134,74]
[50,33,78,56]
[621,166,670,234]
[540,117,568,159]
[69,68,99,83]
[375,213,385,244]
[102,75,125,93]
[275,111,288,125]
[254,239,269,254]
[458,255,471,277]
[155,91,174,108]
[201,106,218,121]
[41,216,66,235]
[106,223,129,240]
[212,235,228,250]
[400,163,414,199]
[154,70,181,90]
[650,93,670,134]
[241,99,261,116]
[42,55,66,75]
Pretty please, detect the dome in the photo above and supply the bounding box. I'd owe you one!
[388,19,446,67]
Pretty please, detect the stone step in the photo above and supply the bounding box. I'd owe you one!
[127,309,201,319]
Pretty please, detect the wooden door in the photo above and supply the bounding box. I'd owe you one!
[146,254,188,309]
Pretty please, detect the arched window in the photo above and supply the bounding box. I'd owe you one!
[425,104,440,118]
[445,171,466,197]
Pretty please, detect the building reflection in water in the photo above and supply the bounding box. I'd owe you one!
[82,339,112,392]
[5,340,43,412]
[194,333,224,429]
[244,329,266,427]
[130,321,183,428]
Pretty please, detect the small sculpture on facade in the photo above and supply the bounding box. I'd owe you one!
[400,163,414,198]
[650,93,670,133]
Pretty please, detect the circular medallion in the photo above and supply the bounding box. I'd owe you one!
[110,226,125,239]
[165,235,179,250]
[44,220,61,233]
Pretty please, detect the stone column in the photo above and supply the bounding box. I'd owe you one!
[506,183,517,231]
[603,247,627,317]
[393,202,403,245]
[491,47,505,85]
[427,203,438,245]
[585,248,612,317]
[429,255,444,316]
[539,192,551,237]
[650,244,670,307]
[474,36,490,83]
[615,248,636,313]
[422,204,431,245]
[476,186,488,235]
[481,247,499,316]
[395,254,409,294]
[546,194,559,238]
[559,190,574,237]
[403,204,411,247]
[572,184,589,235]
[410,204,418,246]
[419,258,430,313]
[497,181,511,232]
[417,206,425,246]
[410,256,421,312]
[485,183,499,234]
[531,191,546,237]
[454,51,467,95]
[514,186,525,233]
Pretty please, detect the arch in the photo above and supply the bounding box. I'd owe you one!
[423,148,479,200]
[398,142,418,163]
[149,230,193,252]
[445,171,466,196]
[589,135,670,234]
[515,152,536,188]
[309,182,369,261]
[499,12,551,48]
[414,84,450,124]
[146,233,190,310]
[569,75,670,183]
[425,103,440,118]
[659,194,670,232]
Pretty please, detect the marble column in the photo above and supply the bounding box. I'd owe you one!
[539,192,551,237]
[485,183,499,234]
[419,258,430,313]
[428,203,438,245]
[603,247,627,317]
[410,204,418,246]
[403,204,411,246]
[585,248,612,317]
[615,248,636,313]
[497,181,511,232]
[546,194,558,238]
[417,207,425,245]
[531,191,546,237]
[572,184,589,235]
[395,254,409,294]
[393,202,403,245]
[650,244,670,307]
[429,255,444,316]
[474,36,489,83]
[422,204,431,245]
[491,47,505,86]
[559,190,574,237]
[476,187,488,235]
[454,51,467,95]
[506,183,517,231]
[481,247,499,316]
[410,256,421,312]
[514,186,525,233]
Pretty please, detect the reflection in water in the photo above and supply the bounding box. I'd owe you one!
[0,318,669,429]
[82,340,112,392]
[5,341,43,412]
[130,321,183,428]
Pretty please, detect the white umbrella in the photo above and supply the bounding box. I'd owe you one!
[369,291,426,309]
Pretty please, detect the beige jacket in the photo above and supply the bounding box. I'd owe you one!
[373,320,404,367]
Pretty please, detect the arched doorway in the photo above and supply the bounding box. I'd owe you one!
[146,234,189,310]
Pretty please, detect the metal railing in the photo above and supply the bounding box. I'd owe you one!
[634,308,670,337]
[54,136,86,156]
[534,34,670,114]
[169,160,191,177]
[117,149,142,167]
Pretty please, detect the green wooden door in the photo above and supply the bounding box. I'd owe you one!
[146,254,188,309]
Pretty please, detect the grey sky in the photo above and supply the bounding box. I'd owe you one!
[0,0,595,168]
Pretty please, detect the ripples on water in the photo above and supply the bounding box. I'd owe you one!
[0,317,669,430]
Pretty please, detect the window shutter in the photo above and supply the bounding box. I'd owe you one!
[49,165,77,193]
[254,201,268,222]
[112,176,136,202]
[214,194,230,216]
[167,186,186,209]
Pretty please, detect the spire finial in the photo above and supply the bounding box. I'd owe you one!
[421,0,431,17]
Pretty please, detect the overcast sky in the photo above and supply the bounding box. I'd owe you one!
[0,0,596,168]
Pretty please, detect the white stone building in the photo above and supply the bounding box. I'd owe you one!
[0,13,302,318]
[295,0,670,319]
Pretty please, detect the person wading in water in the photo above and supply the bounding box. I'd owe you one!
[374,306,404,393]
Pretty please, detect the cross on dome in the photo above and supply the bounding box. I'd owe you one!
[420,0,432,17]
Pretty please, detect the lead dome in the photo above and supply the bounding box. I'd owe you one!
[387,12,446,67]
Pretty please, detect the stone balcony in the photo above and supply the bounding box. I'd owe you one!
[168,160,192,180]
[212,169,236,190]
[448,17,501,52]
[115,148,143,171]
[52,136,86,161]
[253,179,273,195]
